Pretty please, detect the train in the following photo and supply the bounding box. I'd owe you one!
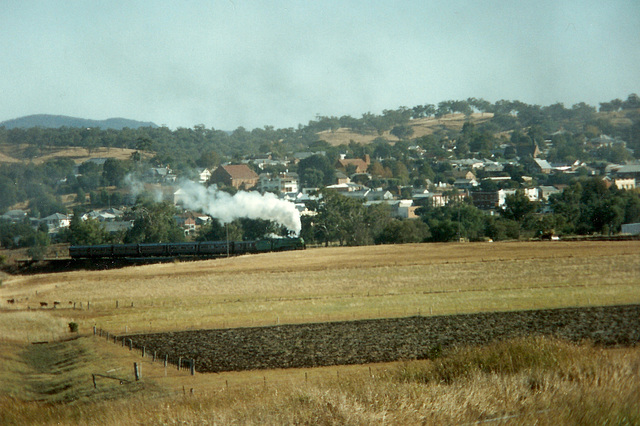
[69,237,305,259]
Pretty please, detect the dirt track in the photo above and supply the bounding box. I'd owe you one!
[121,304,640,373]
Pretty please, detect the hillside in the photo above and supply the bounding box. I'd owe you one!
[316,112,494,146]
[0,114,158,130]
[0,145,146,165]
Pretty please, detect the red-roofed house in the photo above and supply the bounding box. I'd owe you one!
[335,154,370,173]
[211,164,259,189]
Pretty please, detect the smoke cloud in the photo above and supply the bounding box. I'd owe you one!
[124,173,164,202]
[177,180,302,235]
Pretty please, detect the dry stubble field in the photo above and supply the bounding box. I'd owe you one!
[0,240,639,424]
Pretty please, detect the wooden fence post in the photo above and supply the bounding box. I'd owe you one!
[128,339,132,350]
[178,357,182,370]
[164,354,168,368]
[134,363,140,381]
[93,326,96,335]
[153,351,156,362]
[190,359,195,375]
[142,346,145,358]
[92,374,97,389]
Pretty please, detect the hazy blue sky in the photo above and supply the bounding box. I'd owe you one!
[1,1,638,130]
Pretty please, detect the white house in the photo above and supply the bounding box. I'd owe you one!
[197,168,212,184]
[258,172,299,194]
[40,213,70,232]
[614,178,636,190]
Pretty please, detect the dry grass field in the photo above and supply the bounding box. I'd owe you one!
[0,240,639,424]
[0,145,148,165]
[316,113,494,146]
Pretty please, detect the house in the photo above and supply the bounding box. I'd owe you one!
[82,208,124,222]
[0,209,28,223]
[173,188,186,205]
[40,213,70,232]
[453,178,479,190]
[342,188,394,202]
[146,166,176,183]
[292,152,323,163]
[335,154,371,173]
[453,170,477,181]
[334,171,350,185]
[472,188,539,211]
[533,159,552,174]
[502,188,539,203]
[258,172,299,194]
[210,164,259,189]
[452,159,484,170]
[393,200,419,219]
[471,191,501,210]
[538,186,561,201]
[197,168,212,184]
[614,165,640,180]
[613,178,636,190]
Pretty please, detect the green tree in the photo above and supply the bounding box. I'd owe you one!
[67,214,109,245]
[297,154,335,187]
[375,219,430,244]
[102,158,129,187]
[502,191,537,223]
[27,230,50,261]
[196,219,243,242]
[312,190,367,246]
[196,150,221,169]
[390,125,414,140]
[125,201,185,243]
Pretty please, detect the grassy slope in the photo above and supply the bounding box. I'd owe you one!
[316,113,494,146]
[0,240,639,424]
[0,145,150,165]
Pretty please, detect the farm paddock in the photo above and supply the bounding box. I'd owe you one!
[122,304,640,373]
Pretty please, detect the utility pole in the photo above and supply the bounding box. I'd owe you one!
[226,223,230,257]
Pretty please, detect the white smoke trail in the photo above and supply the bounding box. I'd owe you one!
[177,180,302,235]
[124,173,144,198]
[124,173,164,202]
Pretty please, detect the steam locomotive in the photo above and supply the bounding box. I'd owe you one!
[69,237,305,259]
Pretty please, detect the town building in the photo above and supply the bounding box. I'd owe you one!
[210,164,259,189]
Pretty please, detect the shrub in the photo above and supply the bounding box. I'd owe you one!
[68,322,79,333]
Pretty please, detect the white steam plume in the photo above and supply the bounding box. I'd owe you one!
[125,173,164,202]
[177,180,302,235]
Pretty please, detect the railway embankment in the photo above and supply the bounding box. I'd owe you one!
[120,304,640,373]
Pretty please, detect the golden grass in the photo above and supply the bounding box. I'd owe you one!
[2,241,638,334]
[0,311,72,343]
[1,336,638,425]
[0,144,150,165]
[1,241,639,424]
[0,151,20,164]
[316,113,494,146]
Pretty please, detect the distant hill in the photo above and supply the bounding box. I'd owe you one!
[0,114,158,130]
